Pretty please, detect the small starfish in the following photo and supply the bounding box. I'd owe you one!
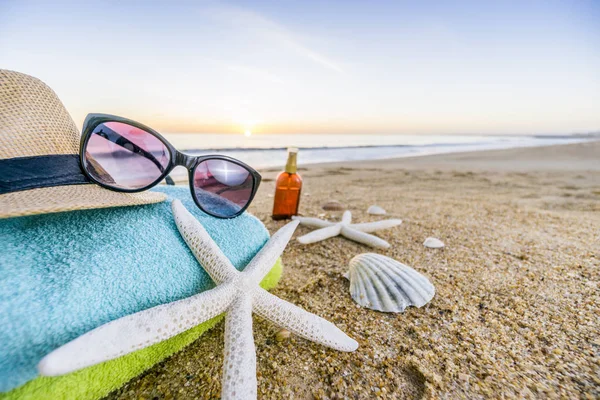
[38,200,357,400]
[292,210,402,249]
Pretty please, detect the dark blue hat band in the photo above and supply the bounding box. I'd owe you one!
[0,154,89,195]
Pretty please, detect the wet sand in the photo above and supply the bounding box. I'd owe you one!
[107,141,600,399]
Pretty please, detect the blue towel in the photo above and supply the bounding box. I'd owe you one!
[0,186,270,393]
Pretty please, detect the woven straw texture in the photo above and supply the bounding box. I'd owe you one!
[0,69,166,218]
[0,69,81,159]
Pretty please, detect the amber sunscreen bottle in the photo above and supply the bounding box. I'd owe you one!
[272,148,302,220]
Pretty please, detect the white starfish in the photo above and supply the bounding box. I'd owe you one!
[38,200,358,400]
[292,210,402,249]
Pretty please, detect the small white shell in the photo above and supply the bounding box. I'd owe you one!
[367,205,386,215]
[347,253,435,312]
[424,237,444,248]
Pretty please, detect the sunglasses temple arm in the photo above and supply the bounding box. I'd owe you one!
[165,175,175,185]
[101,128,166,174]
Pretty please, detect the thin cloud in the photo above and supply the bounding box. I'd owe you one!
[207,3,345,74]
[278,35,345,74]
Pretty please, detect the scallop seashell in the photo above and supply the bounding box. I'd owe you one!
[424,237,444,248]
[322,200,345,211]
[367,205,386,215]
[346,253,435,312]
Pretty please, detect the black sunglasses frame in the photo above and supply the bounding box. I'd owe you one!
[80,113,262,219]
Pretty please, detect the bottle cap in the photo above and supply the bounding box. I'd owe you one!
[285,148,298,174]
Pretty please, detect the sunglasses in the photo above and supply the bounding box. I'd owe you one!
[80,114,261,219]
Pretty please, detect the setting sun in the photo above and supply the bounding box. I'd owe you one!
[244,130,252,137]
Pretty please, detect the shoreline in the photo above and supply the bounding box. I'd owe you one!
[170,140,600,184]
[174,137,597,154]
[164,136,598,176]
[276,139,600,173]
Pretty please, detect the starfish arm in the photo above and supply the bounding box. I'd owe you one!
[341,210,352,224]
[340,226,391,249]
[296,224,341,245]
[38,281,237,376]
[291,216,334,228]
[242,220,299,284]
[222,293,257,400]
[350,219,402,233]
[252,288,358,352]
[172,200,238,284]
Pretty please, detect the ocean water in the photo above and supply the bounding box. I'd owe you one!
[161,133,590,174]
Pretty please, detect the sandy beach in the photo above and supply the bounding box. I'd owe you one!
[108,141,600,399]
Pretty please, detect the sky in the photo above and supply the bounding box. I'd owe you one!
[1,0,599,135]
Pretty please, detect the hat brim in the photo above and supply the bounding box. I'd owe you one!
[0,184,167,219]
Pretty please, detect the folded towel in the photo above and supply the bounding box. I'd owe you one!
[1,262,281,400]
[0,186,281,398]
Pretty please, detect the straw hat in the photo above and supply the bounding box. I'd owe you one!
[0,69,166,218]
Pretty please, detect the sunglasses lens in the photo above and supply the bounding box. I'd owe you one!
[83,122,171,190]
[193,159,254,217]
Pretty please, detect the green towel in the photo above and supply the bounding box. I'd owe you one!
[1,260,282,400]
